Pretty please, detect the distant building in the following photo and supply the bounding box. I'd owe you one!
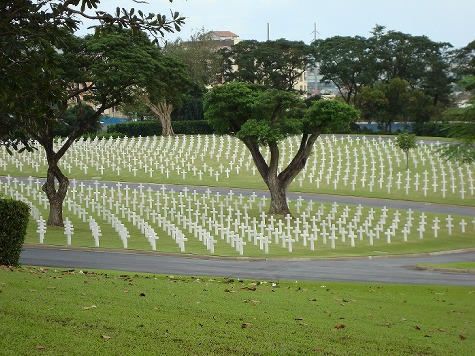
[207,31,240,46]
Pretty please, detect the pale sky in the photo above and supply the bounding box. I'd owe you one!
[82,0,474,48]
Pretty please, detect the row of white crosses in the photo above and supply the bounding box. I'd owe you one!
[1,135,474,203]
[1,175,474,256]
[296,135,474,200]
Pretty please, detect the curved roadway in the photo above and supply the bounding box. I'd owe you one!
[20,247,475,286]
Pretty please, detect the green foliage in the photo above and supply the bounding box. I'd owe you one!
[396,132,417,170]
[165,28,223,87]
[204,82,259,134]
[206,83,307,144]
[313,35,376,103]
[54,104,100,137]
[221,39,316,91]
[356,78,433,132]
[396,132,417,152]
[172,92,205,121]
[304,100,360,134]
[312,26,452,107]
[439,75,475,164]
[0,0,185,151]
[0,199,30,266]
[205,83,360,143]
[174,121,214,135]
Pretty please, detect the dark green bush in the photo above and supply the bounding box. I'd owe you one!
[0,199,30,266]
[107,120,162,136]
[173,121,214,134]
[107,120,214,136]
[414,122,449,137]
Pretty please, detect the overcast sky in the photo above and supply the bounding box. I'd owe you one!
[83,0,474,48]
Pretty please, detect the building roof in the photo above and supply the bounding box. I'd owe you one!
[211,31,239,38]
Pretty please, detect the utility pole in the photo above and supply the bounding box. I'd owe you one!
[311,23,319,95]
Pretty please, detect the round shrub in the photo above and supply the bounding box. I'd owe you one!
[0,199,30,266]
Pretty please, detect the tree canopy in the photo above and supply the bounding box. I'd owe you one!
[1,0,185,149]
[313,35,376,103]
[220,39,315,92]
[0,0,186,226]
[439,75,475,164]
[312,26,453,109]
[205,82,360,215]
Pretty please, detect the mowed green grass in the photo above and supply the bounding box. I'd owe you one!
[1,266,474,355]
[418,262,475,270]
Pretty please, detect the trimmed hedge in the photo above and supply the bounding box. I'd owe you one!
[174,121,214,135]
[0,199,30,266]
[107,120,214,137]
[105,119,459,138]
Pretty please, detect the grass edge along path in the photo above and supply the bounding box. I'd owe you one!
[1,265,474,355]
[416,262,475,274]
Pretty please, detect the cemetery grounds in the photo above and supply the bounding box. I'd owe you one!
[1,134,474,354]
[1,134,474,258]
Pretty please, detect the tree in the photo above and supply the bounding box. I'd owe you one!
[138,28,221,135]
[312,26,453,108]
[54,103,101,137]
[395,132,417,170]
[370,26,453,108]
[1,0,185,226]
[452,40,475,77]
[204,82,359,215]
[141,54,191,136]
[221,39,316,92]
[165,28,223,87]
[312,36,377,104]
[356,78,433,132]
[355,86,388,124]
[438,75,475,164]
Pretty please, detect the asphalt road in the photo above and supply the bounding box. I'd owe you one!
[20,247,475,286]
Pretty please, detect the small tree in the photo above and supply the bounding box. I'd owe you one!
[395,132,417,170]
[204,82,359,215]
[1,0,185,227]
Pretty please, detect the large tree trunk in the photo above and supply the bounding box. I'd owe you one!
[267,177,291,215]
[42,158,69,227]
[160,108,174,136]
[242,134,319,216]
[145,98,174,136]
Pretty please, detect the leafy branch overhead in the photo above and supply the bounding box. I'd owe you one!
[52,0,185,40]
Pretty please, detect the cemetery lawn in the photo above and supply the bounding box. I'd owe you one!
[1,266,474,356]
[418,262,475,270]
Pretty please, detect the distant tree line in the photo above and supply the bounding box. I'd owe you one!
[155,25,472,137]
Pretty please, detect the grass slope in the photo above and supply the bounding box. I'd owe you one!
[1,266,474,355]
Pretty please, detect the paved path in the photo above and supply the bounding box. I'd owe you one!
[20,247,475,286]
